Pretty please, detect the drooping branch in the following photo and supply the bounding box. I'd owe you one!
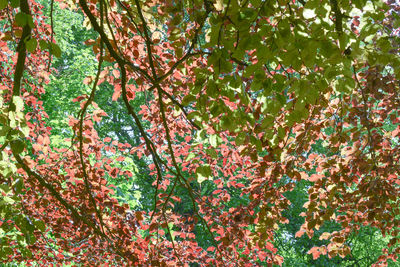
[78,39,105,234]
[133,0,210,130]
[12,151,113,250]
[47,0,54,71]
[14,152,132,262]
[78,0,151,81]
[12,0,31,98]
[133,0,158,78]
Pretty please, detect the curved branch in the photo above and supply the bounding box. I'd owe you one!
[12,0,31,98]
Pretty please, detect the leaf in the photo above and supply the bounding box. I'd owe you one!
[205,148,218,159]
[308,173,323,182]
[308,219,317,230]
[274,255,284,266]
[49,43,62,58]
[19,125,30,137]
[186,153,196,161]
[15,12,28,27]
[0,0,7,10]
[265,242,275,252]
[38,40,48,50]
[319,232,331,240]
[112,69,120,78]
[182,94,196,105]
[353,0,367,9]
[135,211,143,221]
[112,84,122,101]
[11,140,25,154]
[26,38,37,52]
[13,178,23,194]
[209,134,220,147]
[8,112,16,128]
[12,96,24,112]
[295,230,305,238]
[196,165,212,183]
[308,247,321,260]
[214,0,223,11]
[9,0,19,8]
[34,220,45,232]
[235,132,246,146]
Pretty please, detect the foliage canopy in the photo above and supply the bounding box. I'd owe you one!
[0,0,400,265]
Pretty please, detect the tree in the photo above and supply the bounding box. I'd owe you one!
[0,0,399,265]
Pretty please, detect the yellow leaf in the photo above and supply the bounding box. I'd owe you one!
[214,0,224,11]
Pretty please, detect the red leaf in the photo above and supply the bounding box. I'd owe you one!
[112,69,120,78]
[116,156,125,162]
[265,241,276,253]
[274,255,284,266]
[83,76,93,85]
[109,167,119,178]
[295,230,305,238]
[72,95,86,103]
[135,211,143,221]
[308,247,321,260]
[309,173,322,182]
[112,84,121,101]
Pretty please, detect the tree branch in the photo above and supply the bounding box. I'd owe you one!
[12,0,31,98]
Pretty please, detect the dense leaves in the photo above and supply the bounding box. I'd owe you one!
[1,0,400,265]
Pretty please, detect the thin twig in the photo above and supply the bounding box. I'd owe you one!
[47,0,54,71]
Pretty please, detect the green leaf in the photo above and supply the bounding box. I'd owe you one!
[182,94,195,105]
[25,217,35,233]
[352,0,367,9]
[196,165,212,183]
[49,43,62,58]
[26,38,37,53]
[205,148,218,159]
[39,40,48,50]
[13,178,23,194]
[0,0,7,10]
[1,247,13,258]
[0,125,10,136]
[250,136,262,152]
[9,0,19,8]
[206,80,218,98]
[12,96,24,112]
[10,140,25,154]
[198,165,211,177]
[209,134,221,147]
[15,12,28,27]
[235,132,246,146]
[34,220,45,232]
[19,125,30,137]
[186,153,196,161]
[3,195,15,204]
[8,111,16,128]
[261,115,274,128]
[220,116,234,131]
[27,14,34,28]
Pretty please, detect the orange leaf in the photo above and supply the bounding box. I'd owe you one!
[308,247,321,260]
[112,84,121,101]
[319,232,331,240]
[309,173,322,182]
[295,230,305,238]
